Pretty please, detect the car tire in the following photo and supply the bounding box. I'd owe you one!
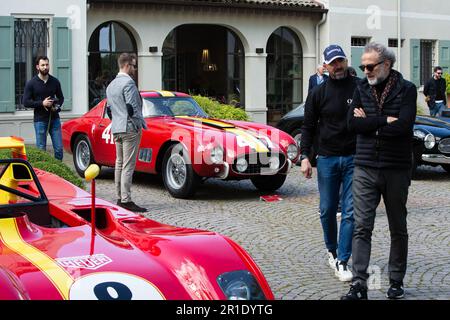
[441,164,450,173]
[291,129,318,167]
[291,129,302,166]
[250,174,287,192]
[73,135,97,177]
[162,144,199,199]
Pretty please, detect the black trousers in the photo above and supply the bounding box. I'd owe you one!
[351,165,411,286]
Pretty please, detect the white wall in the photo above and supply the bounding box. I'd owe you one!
[0,0,87,143]
[318,0,450,111]
[88,6,320,124]
[322,0,450,81]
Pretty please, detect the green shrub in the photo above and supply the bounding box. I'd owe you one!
[417,104,427,116]
[444,73,450,94]
[192,95,249,121]
[0,146,85,189]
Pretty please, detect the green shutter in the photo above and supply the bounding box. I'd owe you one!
[52,17,72,110]
[0,16,15,113]
[410,39,421,86]
[438,40,450,74]
[351,47,365,78]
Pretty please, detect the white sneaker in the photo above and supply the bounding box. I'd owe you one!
[335,261,353,282]
[327,252,337,270]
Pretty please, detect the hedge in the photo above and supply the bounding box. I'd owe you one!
[0,146,85,189]
[444,73,450,94]
[192,95,249,121]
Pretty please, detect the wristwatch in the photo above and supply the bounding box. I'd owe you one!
[300,154,309,161]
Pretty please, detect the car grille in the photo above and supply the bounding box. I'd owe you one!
[438,138,450,154]
[231,153,286,175]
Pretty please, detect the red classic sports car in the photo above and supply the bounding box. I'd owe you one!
[0,137,273,300]
[62,91,299,198]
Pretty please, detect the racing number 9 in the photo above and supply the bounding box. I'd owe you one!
[69,272,165,300]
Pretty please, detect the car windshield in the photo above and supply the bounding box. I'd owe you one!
[142,97,208,118]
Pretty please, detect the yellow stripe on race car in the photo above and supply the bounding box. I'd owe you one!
[176,116,234,128]
[176,116,269,152]
[0,218,74,300]
[157,90,175,97]
[225,128,269,153]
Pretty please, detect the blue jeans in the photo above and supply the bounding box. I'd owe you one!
[34,118,63,160]
[430,102,446,117]
[317,155,355,262]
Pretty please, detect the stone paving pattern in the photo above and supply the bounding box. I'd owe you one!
[64,152,450,300]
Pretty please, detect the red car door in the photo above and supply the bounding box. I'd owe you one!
[92,106,116,166]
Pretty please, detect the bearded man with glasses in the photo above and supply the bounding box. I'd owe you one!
[341,42,417,300]
[424,66,447,117]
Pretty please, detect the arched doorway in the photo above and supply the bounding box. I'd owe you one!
[88,21,137,108]
[162,25,245,107]
[266,27,303,125]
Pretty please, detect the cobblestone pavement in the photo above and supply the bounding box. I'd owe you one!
[64,152,450,300]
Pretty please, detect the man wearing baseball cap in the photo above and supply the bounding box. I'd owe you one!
[300,44,359,282]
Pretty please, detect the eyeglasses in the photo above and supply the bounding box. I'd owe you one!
[359,60,385,72]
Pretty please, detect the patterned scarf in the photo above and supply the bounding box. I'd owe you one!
[370,71,398,111]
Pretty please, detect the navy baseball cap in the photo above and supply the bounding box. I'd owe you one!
[323,45,347,64]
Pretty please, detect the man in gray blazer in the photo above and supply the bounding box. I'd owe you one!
[106,53,147,212]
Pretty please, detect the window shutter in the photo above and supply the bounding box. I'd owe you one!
[438,40,450,74]
[351,47,365,78]
[0,16,15,113]
[410,39,421,87]
[52,17,72,110]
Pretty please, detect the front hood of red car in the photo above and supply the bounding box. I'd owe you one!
[165,116,289,156]
[0,213,248,300]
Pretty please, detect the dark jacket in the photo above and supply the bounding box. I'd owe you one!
[347,70,417,169]
[308,73,329,94]
[22,75,64,122]
[423,77,447,106]
[301,73,358,158]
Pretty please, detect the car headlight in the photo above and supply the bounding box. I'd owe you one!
[424,133,435,149]
[269,156,280,170]
[413,129,426,139]
[210,146,224,164]
[235,157,248,172]
[287,144,299,160]
[217,270,266,300]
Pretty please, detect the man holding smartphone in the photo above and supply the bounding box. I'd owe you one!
[23,55,64,160]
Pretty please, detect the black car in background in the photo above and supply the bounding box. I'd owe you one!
[276,104,450,176]
[413,115,450,174]
[276,103,319,166]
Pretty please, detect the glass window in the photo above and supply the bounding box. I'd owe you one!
[88,21,136,109]
[266,27,302,125]
[14,18,48,111]
[162,26,245,108]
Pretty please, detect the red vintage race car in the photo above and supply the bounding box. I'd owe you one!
[62,91,299,198]
[0,137,273,300]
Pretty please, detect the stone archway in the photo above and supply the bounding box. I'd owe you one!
[266,26,303,125]
[88,21,137,109]
[162,24,245,107]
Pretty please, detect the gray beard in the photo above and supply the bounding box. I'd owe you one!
[368,69,390,85]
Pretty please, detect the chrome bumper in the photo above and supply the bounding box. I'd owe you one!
[421,154,450,164]
[217,162,230,179]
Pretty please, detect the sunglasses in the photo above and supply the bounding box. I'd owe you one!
[359,60,385,72]
[436,72,443,75]
[129,63,137,69]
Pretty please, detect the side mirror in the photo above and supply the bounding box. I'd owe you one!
[84,164,100,182]
[11,163,33,181]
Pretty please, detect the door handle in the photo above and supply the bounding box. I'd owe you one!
[99,124,106,127]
